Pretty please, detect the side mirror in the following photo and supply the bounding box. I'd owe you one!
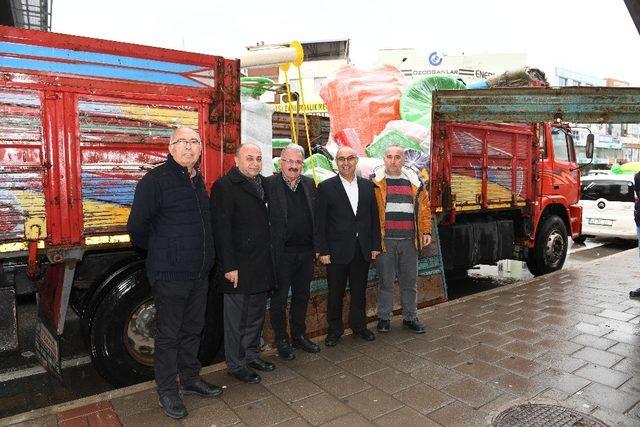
[586,134,594,159]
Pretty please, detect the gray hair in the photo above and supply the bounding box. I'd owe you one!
[170,126,199,144]
[280,143,305,158]
[384,143,405,156]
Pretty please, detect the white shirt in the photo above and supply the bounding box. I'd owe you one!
[340,175,359,215]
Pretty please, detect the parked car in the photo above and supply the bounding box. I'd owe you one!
[576,174,638,242]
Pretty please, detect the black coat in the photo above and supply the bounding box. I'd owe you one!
[265,173,317,263]
[127,154,215,281]
[315,175,382,264]
[634,172,640,227]
[210,166,275,294]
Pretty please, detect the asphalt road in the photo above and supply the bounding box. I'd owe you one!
[0,237,637,419]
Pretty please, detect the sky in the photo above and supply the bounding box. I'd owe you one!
[52,0,640,84]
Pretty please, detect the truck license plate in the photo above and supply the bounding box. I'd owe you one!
[588,218,614,226]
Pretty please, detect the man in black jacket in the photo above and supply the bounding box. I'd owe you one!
[265,144,321,360]
[127,127,222,420]
[315,146,382,347]
[210,143,276,384]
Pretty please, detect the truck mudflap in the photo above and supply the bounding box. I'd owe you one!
[35,247,84,381]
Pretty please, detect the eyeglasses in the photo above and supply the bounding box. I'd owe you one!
[280,158,304,165]
[170,138,201,146]
[336,155,357,163]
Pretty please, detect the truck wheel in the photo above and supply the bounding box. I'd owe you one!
[89,267,155,387]
[88,267,225,387]
[527,215,568,276]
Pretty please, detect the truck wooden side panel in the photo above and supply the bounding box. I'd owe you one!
[431,121,534,214]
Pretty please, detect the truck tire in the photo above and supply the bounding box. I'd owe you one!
[88,266,224,387]
[527,215,568,276]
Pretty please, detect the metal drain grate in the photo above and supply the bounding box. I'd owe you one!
[494,404,608,427]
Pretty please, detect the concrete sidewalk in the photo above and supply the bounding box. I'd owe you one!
[2,249,640,427]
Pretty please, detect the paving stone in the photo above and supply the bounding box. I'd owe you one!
[534,337,583,355]
[285,350,322,368]
[576,382,640,413]
[289,392,351,425]
[496,355,547,377]
[442,377,503,408]
[373,406,440,426]
[392,383,453,415]
[570,333,618,351]
[257,364,300,387]
[574,363,633,388]
[315,372,370,399]
[8,415,58,427]
[492,372,547,398]
[612,357,640,376]
[291,358,345,381]
[499,340,546,358]
[319,412,371,427]
[221,383,272,408]
[267,376,324,405]
[183,404,243,427]
[531,369,591,395]
[479,393,523,415]
[111,388,160,417]
[468,331,514,348]
[608,342,640,360]
[274,417,311,427]
[410,360,466,389]
[431,334,477,352]
[426,400,488,427]
[233,396,297,427]
[605,330,640,347]
[438,323,483,338]
[459,344,511,363]
[377,349,427,373]
[361,367,418,394]
[394,338,441,356]
[318,345,360,364]
[590,407,640,427]
[454,359,508,381]
[203,369,242,388]
[597,309,637,322]
[423,347,471,368]
[574,322,610,337]
[118,407,183,426]
[343,387,403,421]
[336,355,386,378]
[573,346,625,368]
[535,351,588,373]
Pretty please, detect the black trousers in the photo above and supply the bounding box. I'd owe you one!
[269,251,314,341]
[151,278,208,396]
[326,239,370,335]
[223,292,268,373]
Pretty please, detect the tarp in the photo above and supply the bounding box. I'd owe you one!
[400,76,466,128]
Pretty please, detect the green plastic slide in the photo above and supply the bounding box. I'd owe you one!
[399,76,466,128]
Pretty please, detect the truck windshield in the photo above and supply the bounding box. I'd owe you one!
[580,180,635,202]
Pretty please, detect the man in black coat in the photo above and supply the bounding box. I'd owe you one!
[210,143,276,384]
[265,144,321,360]
[315,146,382,347]
[127,127,222,420]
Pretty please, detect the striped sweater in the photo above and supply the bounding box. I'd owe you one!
[384,176,414,239]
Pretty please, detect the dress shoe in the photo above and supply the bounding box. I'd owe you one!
[353,328,375,341]
[228,367,261,384]
[158,394,188,419]
[403,319,426,334]
[277,339,296,360]
[293,335,321,353]
[376,319,390,333]
[630,288,640,298]
[248,357,276,371]
[324,332,342,347]
[179,378,223,398]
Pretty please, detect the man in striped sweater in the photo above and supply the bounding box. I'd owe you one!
[372,144,432,334]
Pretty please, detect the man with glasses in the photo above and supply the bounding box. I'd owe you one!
[210,143,276,384]
[128,127,221,420]
[265,144,321,360]
[315,146,381,346]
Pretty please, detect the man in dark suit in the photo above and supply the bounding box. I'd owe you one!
[265,144,321,360]
[210,143,276,384]
[315,146,382,346]
[630,171,640,298]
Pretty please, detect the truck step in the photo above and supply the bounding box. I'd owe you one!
[0,287,18,353]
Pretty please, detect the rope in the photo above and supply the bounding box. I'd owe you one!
[282,67,298,146]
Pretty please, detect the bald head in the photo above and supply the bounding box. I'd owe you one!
[235,143,263,178]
